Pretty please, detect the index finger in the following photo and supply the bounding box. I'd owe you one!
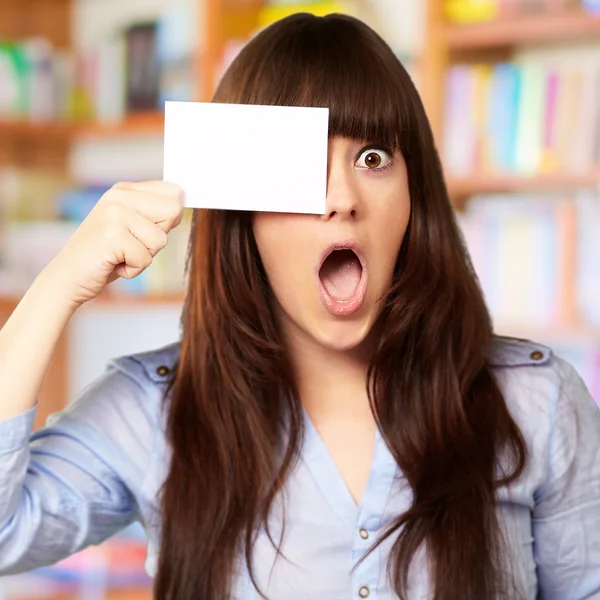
[109,186,184,232]
[114,180,184,200]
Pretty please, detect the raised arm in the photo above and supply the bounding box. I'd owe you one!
[0,180,183,572]
[0,356,160,574]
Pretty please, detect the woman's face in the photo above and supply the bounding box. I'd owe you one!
[253,135,411,352]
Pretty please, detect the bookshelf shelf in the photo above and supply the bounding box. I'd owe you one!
[444,9,600,50]
[0,119,75,138]
[447,171,600,202]
[0,112,164,140]
[77,111,165,137]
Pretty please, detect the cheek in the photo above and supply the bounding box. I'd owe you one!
[371,190,411,271]
[252,215,313,300]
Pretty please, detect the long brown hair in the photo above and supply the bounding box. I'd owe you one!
[154,13,527,600]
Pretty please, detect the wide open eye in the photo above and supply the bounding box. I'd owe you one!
[356,147,393,170]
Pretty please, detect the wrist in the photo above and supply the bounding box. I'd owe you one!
[32,262,83,317]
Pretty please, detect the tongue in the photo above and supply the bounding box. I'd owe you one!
[320,250,362,301]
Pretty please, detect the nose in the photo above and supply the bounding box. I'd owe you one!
[321,152,361,222]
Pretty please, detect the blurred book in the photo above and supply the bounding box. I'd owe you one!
[0,5,195,125]
[442,58,600,176]
[157,3,196,105]
[125,23,160,113]
[0,40,35,118]
[456,190,600,400]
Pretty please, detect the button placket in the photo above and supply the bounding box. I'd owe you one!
[351,426,396,600]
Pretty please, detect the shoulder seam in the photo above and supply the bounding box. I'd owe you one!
[488,335,553,367]
[111,342,181,384]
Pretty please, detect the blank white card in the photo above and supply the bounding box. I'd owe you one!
[163,101,329,214]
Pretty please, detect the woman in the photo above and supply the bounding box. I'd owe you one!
[0,12,598,600]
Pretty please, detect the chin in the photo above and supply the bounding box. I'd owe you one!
[308,313,376,352]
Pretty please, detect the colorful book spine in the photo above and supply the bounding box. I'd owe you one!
[540,70,559,173]
[443,58,600,177]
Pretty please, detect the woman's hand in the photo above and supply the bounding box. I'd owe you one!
[47,180,184,308]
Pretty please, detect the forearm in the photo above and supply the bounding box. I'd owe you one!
[0,265,79,421]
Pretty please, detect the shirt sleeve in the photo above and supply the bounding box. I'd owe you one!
[533,357,600,599]
[0,358,159,575]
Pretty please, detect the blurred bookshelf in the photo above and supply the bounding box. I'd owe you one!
[0,0,597,401]
[0,112,165,139]
[448,171,600,206]
[424,0,600,400]
[0,0,599,598]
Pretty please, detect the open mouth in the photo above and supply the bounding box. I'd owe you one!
[317,244,367,316]
[319,249,363,301]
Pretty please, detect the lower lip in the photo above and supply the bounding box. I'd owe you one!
[318,264,368,317]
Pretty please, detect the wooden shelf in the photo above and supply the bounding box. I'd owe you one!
[447,171,600,203]
[77,111,164,137]
[444,9,600,50]
[0,119,76,138]
[0,0,72,49]
[0,112,164,140]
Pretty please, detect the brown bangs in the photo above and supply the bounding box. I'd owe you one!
[212,12,414,152]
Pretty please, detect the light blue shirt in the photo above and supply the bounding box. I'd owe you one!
[1,336,599,599]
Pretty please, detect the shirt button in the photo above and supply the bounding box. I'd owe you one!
[358,586,370,598]
[358,528,369,539]
[530,350,544,361]
[156,365,171,376]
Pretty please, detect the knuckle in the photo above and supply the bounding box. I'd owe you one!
[104,223,123,240]
[105,201,124,222]
[172,184,184,202]
[112,181,138,195]
[100,188,119,205]
[169,198,183,221]
[157,230,169,248]
[162,180,182,197]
